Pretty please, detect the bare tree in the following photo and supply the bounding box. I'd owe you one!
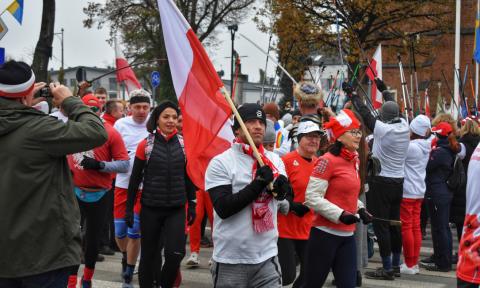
[31,0,55,83]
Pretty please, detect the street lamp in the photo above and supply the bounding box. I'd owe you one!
[228,24,238,98]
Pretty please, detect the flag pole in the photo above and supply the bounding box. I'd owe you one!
[454,0,461,119]
[476,0,480,112]
[220,86,275,191]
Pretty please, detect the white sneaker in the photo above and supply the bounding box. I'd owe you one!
[413,264,420,274]
[400,263,419,275]
[186,252,200,267]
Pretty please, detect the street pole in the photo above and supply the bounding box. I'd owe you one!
[61,28,64,71]
[228,24,238,99]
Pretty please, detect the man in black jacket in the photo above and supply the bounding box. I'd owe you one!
[349,79,410,280]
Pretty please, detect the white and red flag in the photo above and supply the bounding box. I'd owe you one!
[114,37,142,94]
[365,44,383,109]
[424,88,431,117]
[157,0,234,190]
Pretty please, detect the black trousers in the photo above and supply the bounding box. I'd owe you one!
[78,194,109,269]
[367,176,403,258]
[100,183,116,249]
[304,228,356,288]
[458,278,480,288]
[139,205,186,288]
[0,267,72,288]
[277,238,307,287]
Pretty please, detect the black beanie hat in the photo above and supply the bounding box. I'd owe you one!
[0,60,35,98]
[233,103,266,130]
[147,100,180,133]
[380,101,400,123]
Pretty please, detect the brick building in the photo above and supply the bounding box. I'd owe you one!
[378,0,476,116]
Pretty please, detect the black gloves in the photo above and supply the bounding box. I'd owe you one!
[342,82,354,98]
[339,211,360,225]
[255,165,274,186]
[187,201,196,226]
[80,156,105,170]
[374,78,387,92]
[358,208,373,224]
[270,174,289,201]
[290,202,310,217]
[125,210,134,228]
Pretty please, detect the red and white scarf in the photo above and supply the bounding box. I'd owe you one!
[236,138,279,233]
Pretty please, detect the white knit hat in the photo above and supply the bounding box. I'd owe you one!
[410,115,431,137]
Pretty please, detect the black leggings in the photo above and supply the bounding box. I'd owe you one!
[139,205,186,288]
[77,194,109,270]
[277,238,307,287]
[367,176,403,258]
[304,228,356,288]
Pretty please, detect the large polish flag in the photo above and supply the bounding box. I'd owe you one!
[114,37,142,95]
[157,0,234,190]
[366,44,382,109]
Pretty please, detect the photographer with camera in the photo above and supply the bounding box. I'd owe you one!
[0,60,108,287]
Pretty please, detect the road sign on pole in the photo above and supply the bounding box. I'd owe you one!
[151,71,160,88]
[151,71,160,106]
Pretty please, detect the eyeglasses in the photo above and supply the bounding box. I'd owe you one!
[346,130,362,137]
[89,106,100,113]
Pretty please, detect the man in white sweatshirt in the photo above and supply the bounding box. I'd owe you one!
[399,115,432,274]
[113,89,151,287]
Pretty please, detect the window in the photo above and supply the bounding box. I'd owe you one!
[70,79,76,87]
[109,77,117,90]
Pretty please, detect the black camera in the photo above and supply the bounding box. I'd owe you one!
[36,87,52,98]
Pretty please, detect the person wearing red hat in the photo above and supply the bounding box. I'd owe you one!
[0,60,108,287]
[419,122,461,272]
[66,94,130,288]
[303,109,373,288]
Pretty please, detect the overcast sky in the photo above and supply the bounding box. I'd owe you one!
[0,0,277,83]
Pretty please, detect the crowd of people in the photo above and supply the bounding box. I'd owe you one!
[1,59,480,288]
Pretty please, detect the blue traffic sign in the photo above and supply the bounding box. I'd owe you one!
[151,71,160,88]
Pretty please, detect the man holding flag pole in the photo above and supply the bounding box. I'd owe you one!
[157,1,291,286]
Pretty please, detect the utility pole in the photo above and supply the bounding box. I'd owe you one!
[54,28,65,83]
[228,24,238,98]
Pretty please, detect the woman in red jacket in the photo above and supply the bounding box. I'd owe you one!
[304,109,373,288]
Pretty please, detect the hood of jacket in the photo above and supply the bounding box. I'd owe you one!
[0,97,47,137]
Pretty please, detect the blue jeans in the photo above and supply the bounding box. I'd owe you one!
[0,267,71,288]
[426,187,453,269]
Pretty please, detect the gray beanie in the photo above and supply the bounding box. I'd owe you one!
[379,101,400,122]
[264,119,276,144]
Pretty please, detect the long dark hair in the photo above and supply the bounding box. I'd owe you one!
[328,140,343,156]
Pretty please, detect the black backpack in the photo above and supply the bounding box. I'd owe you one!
[447,156,466,191]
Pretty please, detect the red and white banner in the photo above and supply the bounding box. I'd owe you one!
[424,88,431,117]
[115,37,142,95]
[366,44,383,109]
[158,0,234,190]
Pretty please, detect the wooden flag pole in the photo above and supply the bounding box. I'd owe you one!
[220,86,275,192]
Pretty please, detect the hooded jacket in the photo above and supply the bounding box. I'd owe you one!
[0,96,107,277]
[403,138,432,199]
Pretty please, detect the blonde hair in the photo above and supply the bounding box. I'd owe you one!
[294,81,323,108]
[460,118,480,137]
[432,113,458,134]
